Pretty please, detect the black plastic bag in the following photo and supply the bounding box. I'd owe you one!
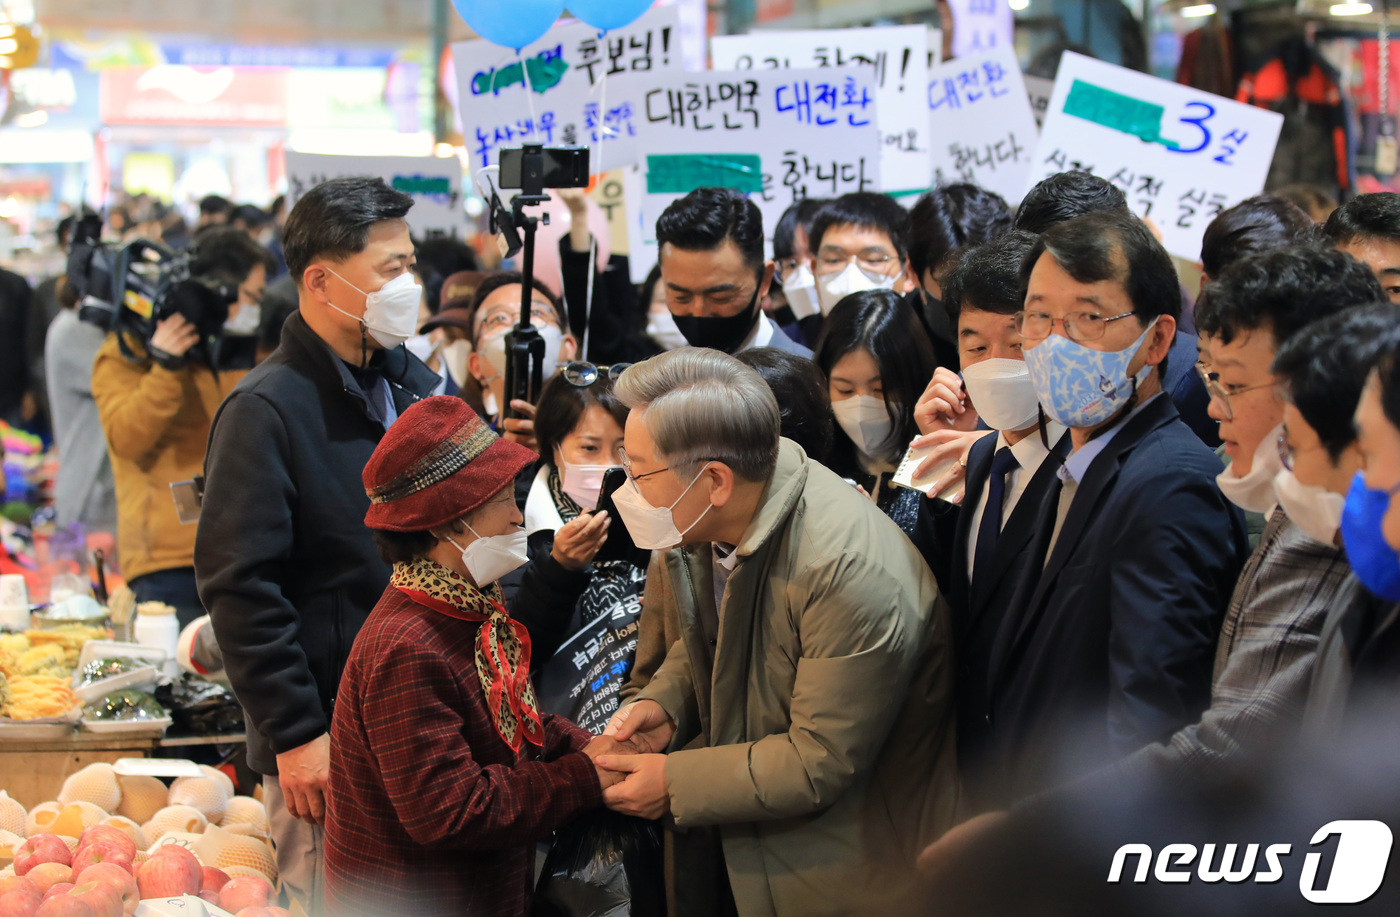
[532,810,665,917]
[154,674,244,735]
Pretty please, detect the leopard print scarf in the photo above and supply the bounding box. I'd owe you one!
[390,557,545,751]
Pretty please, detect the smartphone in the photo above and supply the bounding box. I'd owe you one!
[498,145,590,191]
[592,467,638,563]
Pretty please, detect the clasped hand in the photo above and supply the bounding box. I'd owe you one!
[582,700,677,819]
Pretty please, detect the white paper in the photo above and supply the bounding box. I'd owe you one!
[283,153,464,237]
[113,757,204,778]
[927,46,1039,205]
[1031,52,1284,261]
[948,0,1014,59]
[1024,74,1054,127]
[452,7,681,174]
[711,26,931,194]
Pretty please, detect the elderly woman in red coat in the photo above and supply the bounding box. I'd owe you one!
[325,397,634,917]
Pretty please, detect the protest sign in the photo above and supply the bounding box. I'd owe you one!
[927,46,1039,205]
[628,68,883,280]
[284,152,463,235]
[947,0,1013,59]
[452,6,679,174]
[1024,74,1053,127]
[1032,52,1284,261]
[711,26,930,194]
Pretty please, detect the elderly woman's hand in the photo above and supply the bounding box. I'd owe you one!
[552,510,611,571]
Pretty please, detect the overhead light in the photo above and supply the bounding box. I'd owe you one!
[1331,1,1372,13]
[14,109,46,128]
[1009,0,1029,10]
[1181,3,1217,16]
[434,142,456,158]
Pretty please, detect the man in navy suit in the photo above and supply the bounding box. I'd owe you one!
[979,211,1250,807]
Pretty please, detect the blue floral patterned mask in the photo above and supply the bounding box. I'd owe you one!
[1024,317,1159,429]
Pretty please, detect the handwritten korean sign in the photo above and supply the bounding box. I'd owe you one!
[283,152,464,236]
[927,46,1039,205]
[1031,52,1283,261]
[452,6,679,173]
[948,0,1013,59]
[711,26,931,194]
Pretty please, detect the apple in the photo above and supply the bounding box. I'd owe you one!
[14,836,70,876]
[217,876,273,915]
[73,866,135,917]
[0,880,39,902]
[135,849,201,900]
[200,867,230,897]
[0,888,41,917]
[74,828,135,864]
[34,898,94,917]
[198,891,220,908]
[67,883,120,917]
[22,866,71,897]
[39,887,72,902]
[67,846,131,880]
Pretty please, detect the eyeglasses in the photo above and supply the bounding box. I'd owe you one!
[561,361,633,387]
[1277,431,1328,472]
[476,306,561,338]
[816,251,897,274]
[1195,364,1276,422]
[1015,309,1138,343]
[618,448,726,485]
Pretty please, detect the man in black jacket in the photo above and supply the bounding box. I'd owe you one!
[194,178,440,913]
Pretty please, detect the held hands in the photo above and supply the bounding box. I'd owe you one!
[502,399,538,451]
[596,754,671,819]
[914,367,980,435]
[582,735,646,790]
[275,732,331,826]
[603,699,676,754]
[552,511,611,571]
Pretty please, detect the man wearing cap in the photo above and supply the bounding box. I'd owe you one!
[325,396,636,917]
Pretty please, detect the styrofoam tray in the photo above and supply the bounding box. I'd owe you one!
[0,706,82,739]
[73,664,160,704]
[113,757,203,778]
[82,716,171,736]
[78,639,167,671]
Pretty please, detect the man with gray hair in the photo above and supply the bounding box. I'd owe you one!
[597,347,959,917]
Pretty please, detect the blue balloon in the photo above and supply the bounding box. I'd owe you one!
[453,0,566,51]
[567,0,654,32]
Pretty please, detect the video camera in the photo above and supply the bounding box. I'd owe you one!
[491,144,589,419]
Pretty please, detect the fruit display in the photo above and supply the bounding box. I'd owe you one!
[0,765,279,917]
[0,629,108,723]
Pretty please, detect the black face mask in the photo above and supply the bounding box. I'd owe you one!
[672,286,761,354]
[919,287,956,346]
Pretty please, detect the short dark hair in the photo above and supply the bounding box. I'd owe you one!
[814,289,937,464]
[1323,192,1400,247]
[1199,194,1316,278]
[655,187,765,276]
[908,184,1013,281]
[773,198,827,262]
[372,528,438,565]
[809,192,911,263]
[943,230,1039,319]
[533,372,629,468]
[189,226,276,289]
[1195,245,1385,348]
[1014,172,1128,235]
[1274,304,1400,460]
[57,215,76,250]
[414,236,481,313]
[735,347,835,464]
[281,177,414,284]
[230,203,271,231]
[468,270,567,341]
[199,195,233,217]
[1274,183,1337,221]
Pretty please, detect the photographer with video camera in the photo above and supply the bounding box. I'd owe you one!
[92,226,271,627]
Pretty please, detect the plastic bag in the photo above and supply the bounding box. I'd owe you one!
[154,674,244,735]
[532,810,665,917]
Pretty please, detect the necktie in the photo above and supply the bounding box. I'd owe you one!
[973,447,1020,577]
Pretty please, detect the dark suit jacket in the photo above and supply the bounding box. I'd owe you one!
[981,395,1248,806]
[949,428,1071,795]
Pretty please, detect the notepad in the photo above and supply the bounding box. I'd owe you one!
[892,442,966,504]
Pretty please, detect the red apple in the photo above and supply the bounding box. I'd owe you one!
[218,876,273,914]
[22,866,71,898]
[0,881,39,902]
[73,866,135,917]
[66,884,120,917]
[198,891,220,908]
[34,896,95,917]
[14,836,70,877]
[74,828,135,864]
[67,846,131,881]
[135,849,201,900]
[39,887,72,902]
[200,867,230,897]
[0,888,41,917]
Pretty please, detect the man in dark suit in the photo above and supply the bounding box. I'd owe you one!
[979,211,1250,807]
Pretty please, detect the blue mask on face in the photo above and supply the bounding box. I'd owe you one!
[1023,317,1158,429]
[1340,471,1400,601]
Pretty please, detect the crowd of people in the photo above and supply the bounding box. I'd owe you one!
[14,166,1400,915]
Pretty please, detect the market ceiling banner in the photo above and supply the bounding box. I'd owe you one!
[710,25,931,196]
[283,152,464,236]
[452,6,681,174]
[99,66,289,127]
[1033,52,1284,261]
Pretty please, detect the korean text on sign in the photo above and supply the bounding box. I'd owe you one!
[926,47,1039,205]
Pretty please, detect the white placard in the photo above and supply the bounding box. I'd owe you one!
[629,68,882,281]
[711,26,930,195]
[284,153,464,237]
[1032,52,1284,261]
[1024,74,1054,127]
[927,46,1039,205]
[948,0,1014,59]
[452,7,681,174]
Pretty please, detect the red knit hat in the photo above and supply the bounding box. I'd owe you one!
[363,396,537,532]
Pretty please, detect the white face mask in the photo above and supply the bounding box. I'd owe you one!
[447,523,529,587]
[610,464,713,551]
[960,358,1041,432]
[222,303,261,337]
[781,264,821,319]
[1274,469,1346,546]
[404,333,438,363]
[832,394,896,460]
[646,308,688,351]
[324,268,424,349]
[480,323,564,381]
[816,261,898,315]
[442,339,471,386]
[561,463,615,511]
[1216,423,1284,513]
